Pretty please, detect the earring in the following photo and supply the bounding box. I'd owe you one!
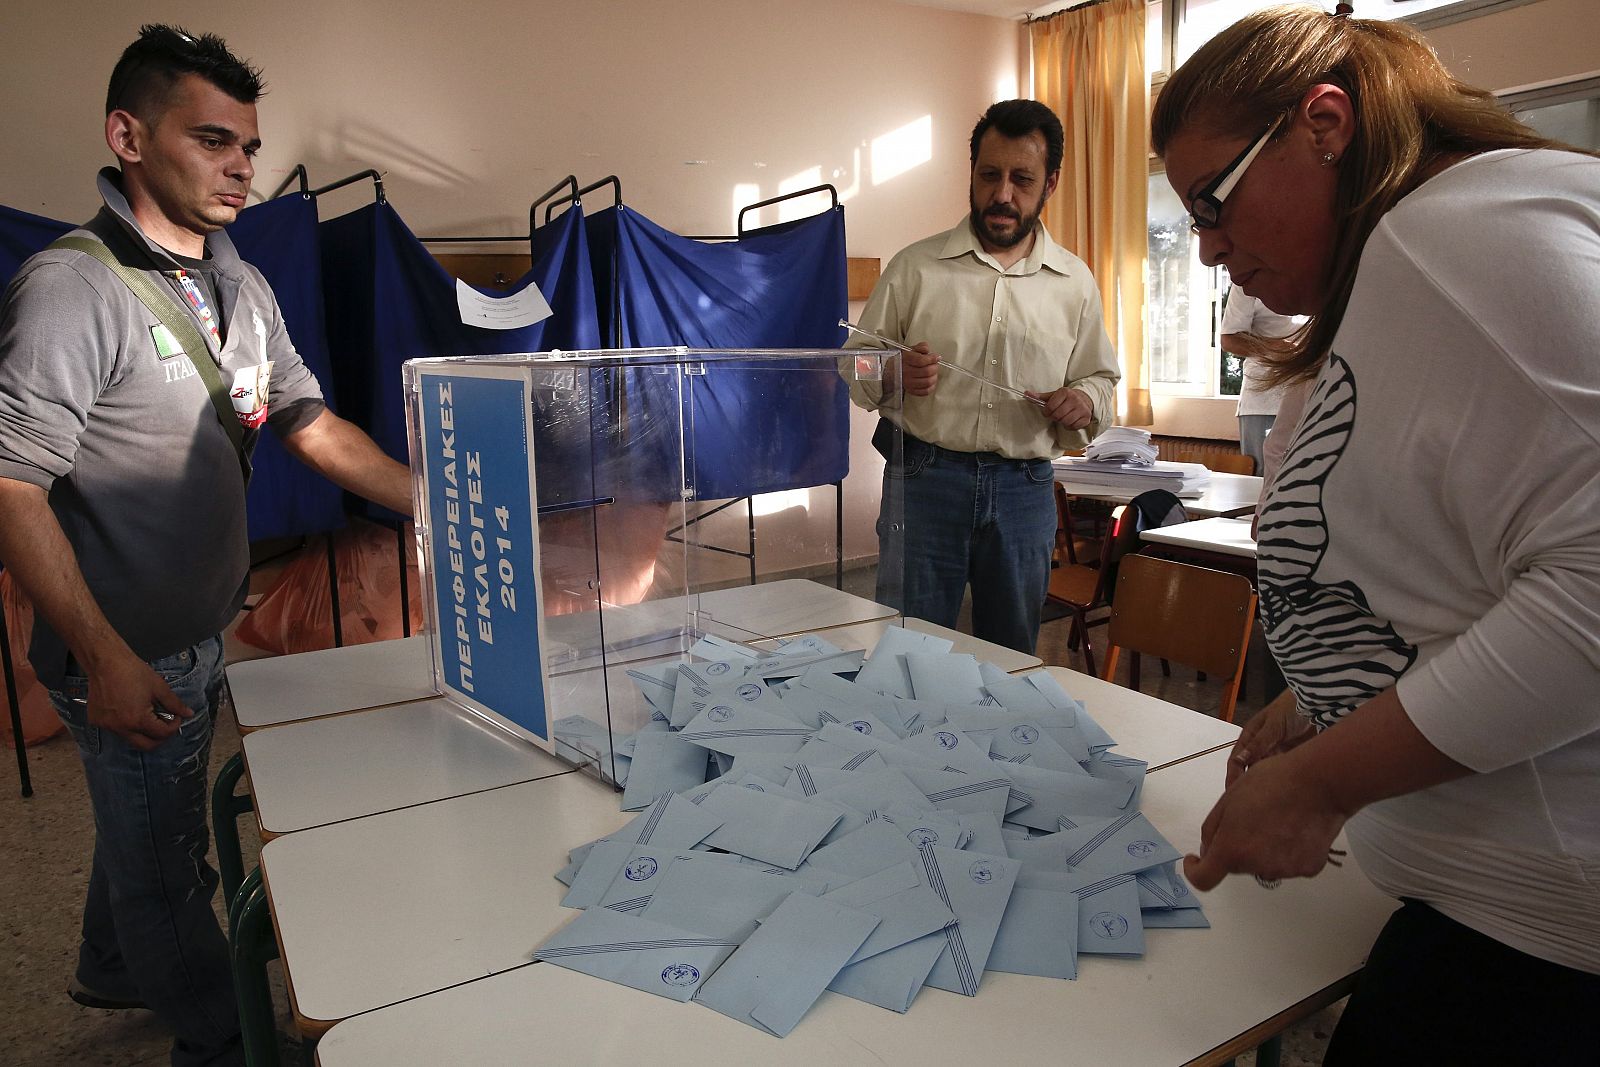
[1321,152,1336,166]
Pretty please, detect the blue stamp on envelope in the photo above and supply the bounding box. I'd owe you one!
[1010,724,1039,745]
[706,662,732,676]
[1090,911,1129,939]
[661,963,700,987]
[624,857,659,882]
[706,705,733,723]
[968,860,995,884]
[744,782,766,792]
[735,683,763,702]
[1127,840,1158,858]
[847,720,873,735]
[935,731,959,750]
[907,827,940,846]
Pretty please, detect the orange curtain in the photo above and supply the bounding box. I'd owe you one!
[1032,0,1152,425]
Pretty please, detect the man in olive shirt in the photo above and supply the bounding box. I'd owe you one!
[849,99,1119,654]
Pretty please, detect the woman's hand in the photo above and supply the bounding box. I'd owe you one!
[1185,744,1350,890]
[1227,687,1315,786]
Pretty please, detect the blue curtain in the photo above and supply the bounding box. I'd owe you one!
[0,204,72,291]
[319,200,603,513]
[589,205,851,500]
[228,194,347,540]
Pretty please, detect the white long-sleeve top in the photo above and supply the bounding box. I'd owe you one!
[1258,149,1600,973]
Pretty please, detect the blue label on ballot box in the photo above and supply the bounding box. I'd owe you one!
[419,370,547,739]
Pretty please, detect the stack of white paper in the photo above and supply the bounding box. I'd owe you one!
[540,633,1207,1037]
[1083,426,1158,467]
[1053,455,1212,498]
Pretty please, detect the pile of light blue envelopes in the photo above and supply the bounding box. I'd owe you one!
[543,628,1206,1037]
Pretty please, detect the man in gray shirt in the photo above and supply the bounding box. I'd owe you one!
[0,26,411,1065]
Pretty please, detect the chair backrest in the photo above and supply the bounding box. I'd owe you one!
[1177,449,1255,476]
[1102,554,1257,721]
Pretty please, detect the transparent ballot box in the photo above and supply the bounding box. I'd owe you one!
[404,347,905,785]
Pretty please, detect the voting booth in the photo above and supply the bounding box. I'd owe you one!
[403,347,902,784]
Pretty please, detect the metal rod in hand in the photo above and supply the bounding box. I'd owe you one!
[838,320,1047,408]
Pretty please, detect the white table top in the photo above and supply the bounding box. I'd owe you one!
[313,749,1396,1066]
[806,617,1042,674]
[1041,666,1239,770]
[260,771,631,1028]
[1141,516,1259,560]
[241,697,569,837]
[1056,471,1261,519]
[693,579,899,640]
[227,636,435,731]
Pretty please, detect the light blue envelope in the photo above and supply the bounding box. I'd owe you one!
[1052,810,1183,877]
[897,723,996,775]
[770,633,848,657]
[805,821,917,879]
[696,785,842,869]
[564,839,663,910]
[759,686,837,730]
[595,845,704,913]
[687,634,765,662]
[871,811,972,852]
[751,648,865,682]
[812,723,950,771]
[533,908,741,1002]
[1086,752,1148,810]
[853,627,955,698]
[826,929,946,1013]
[898,766,1014,824]
[626,663,682,714]
[954,814,1009,857]
[642,853,805,938]
[819,707,901,742]
[811,767,933,816]
[670,666,786,728]
[978,667,1056,712]
[1141,907,1211,929]
[620,730,717,812]
[821,859,956,963]
[903,651,987,704]
[987,869,1081,980]
[693,891,880,1037]
[730,752,811,785]
[788,737,892,772]
[631,791,727,846]
[1076,873,1146,957]
[918,844,1021,996]
[975,715,1088,770]
[677,703,815,757]
[1005,763,1136,830]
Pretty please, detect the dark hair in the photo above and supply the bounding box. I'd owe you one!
[970,99,1064,175]
[1152,4,1584,383]
[106,24,265,120]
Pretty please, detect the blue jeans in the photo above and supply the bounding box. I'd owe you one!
[50,635,243,1067]
[876,437,1058,654]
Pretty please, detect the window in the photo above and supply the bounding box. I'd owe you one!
[1146,173,1223,395]
[1504,76,1600,151]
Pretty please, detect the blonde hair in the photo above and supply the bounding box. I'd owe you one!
[1151,4,1586,382]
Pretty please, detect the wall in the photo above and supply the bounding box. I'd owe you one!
[1,0,1025,582]
[1424,0,1600,91]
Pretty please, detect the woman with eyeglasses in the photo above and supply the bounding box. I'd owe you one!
[1152,4,1600,1062]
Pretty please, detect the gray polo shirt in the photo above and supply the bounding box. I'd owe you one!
[0,170,326,685]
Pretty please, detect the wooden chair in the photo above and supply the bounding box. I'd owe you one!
[1177,449,1255,476]
[1100,554,1257,722]
[1046,492,1142,677]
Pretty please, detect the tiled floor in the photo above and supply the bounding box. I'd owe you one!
[0,559,1349,1066]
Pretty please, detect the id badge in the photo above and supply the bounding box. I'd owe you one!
[230,361,274,429]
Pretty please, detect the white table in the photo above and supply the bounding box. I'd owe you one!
[1042,665,1239,770]
[227,636,435,732]
[241,697,569,837]
[260,771,631,1034]
[1056,471,1261,519]
[809,616,1042,674]
[694,579,898,640]
[314,749,1395,1067]
[1141,516,1258,560]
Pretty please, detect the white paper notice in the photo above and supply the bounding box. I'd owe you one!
[454,278,553,330]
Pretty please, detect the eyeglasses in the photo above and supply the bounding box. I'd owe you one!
[1188,114,1284,233]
